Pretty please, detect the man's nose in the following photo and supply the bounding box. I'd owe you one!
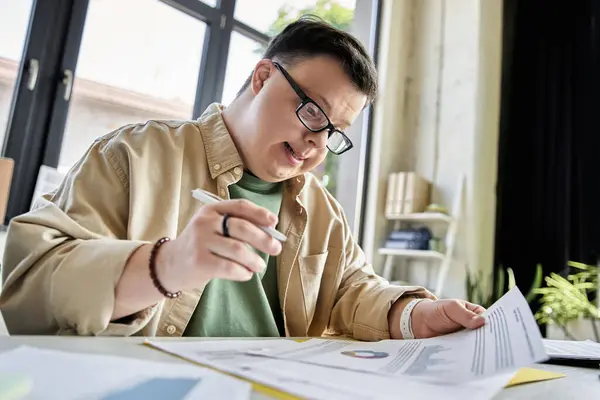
[305,129,329,149]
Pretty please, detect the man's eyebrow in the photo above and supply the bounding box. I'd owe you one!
[314,94,332,113]
[313,94,352,129]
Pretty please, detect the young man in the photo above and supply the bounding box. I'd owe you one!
[0,17,485,340]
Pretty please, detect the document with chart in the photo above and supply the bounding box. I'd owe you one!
[147,339,515,400]
[250,287,549,384]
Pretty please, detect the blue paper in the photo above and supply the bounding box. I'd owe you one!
[101,377,200,400]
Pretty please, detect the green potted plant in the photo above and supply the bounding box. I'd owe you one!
[534,261,599,341]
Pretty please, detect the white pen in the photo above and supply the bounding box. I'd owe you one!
[191,188,287,242]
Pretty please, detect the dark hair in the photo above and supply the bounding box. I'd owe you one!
[237,15,378,103]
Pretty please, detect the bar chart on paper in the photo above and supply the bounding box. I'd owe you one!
[101,378,201,400]
[404,345,453,376]
[372,341,453,376]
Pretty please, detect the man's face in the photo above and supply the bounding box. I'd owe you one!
[237,56,368,182]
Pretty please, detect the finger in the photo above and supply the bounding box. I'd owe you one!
[203,251,254,281]
[464,301,486,315]
[209,199,278,227]
[447,302,485,330]
[217,216,282,256]
[209,235,266,274]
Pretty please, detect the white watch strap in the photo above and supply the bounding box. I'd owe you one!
[400,298,424,339]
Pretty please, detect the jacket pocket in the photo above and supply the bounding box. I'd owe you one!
[298,251,328,326]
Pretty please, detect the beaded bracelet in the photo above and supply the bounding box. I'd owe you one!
[149,237,181,299]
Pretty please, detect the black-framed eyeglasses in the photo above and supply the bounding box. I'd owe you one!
[272,61,353,155]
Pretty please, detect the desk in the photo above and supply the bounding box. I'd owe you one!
[1,336,598,399]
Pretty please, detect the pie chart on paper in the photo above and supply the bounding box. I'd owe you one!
[341,350,389,359]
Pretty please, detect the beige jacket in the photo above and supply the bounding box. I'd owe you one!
[0,103,432,340]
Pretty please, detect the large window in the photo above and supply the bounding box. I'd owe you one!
[1,0,379,236]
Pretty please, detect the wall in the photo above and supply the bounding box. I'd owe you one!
[364,0,503,299]
[363,0,413,270]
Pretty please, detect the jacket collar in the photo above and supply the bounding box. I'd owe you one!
[197,103,244,180]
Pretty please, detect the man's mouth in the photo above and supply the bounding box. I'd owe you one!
[284,142,305,162]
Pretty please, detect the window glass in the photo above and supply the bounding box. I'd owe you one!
[57,0,206,173]
[221,32,263,106]
[0,0,34,148]
[234,0,356,35]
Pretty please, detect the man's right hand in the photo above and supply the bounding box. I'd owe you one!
[154,199,282,293]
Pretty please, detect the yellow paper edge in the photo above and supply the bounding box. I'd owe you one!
[505,367,566,388]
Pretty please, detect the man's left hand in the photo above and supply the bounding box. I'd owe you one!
[410,299,486,338]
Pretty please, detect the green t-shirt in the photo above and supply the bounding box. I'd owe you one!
[183,172,285,337]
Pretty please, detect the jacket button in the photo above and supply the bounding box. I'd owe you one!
[213,164,221,171]
[233,167,242,175]
[220,188,226,197]
[166,325,177,335]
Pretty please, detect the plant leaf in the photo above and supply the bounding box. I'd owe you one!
[507,267,516,290]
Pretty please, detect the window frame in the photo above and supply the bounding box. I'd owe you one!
[2,0,87,224]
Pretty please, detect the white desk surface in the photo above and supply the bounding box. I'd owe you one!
[0,336,598,399]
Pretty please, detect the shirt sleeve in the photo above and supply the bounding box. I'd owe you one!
[0,130,156,335]
[329,210,436,341]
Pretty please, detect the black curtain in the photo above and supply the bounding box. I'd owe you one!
[494,0,600,315]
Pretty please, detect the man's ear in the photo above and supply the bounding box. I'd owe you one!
[251,59,274,96]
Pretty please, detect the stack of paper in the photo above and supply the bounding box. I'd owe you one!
[0,346,251,400]
[543,338,600,359]
[148,287,551,400]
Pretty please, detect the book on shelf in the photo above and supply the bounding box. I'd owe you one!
[383,227,446,253]
[384,227,431,250]
[384,240,428,250]
[387,227,432,241]
[385,172,431,216]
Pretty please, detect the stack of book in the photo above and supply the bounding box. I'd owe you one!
[384,227,433,250]
[385,172,431,216]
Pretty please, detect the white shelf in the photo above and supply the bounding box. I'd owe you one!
[378,248,445,260]
[380,174,465,297]
[385,212,452,223]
